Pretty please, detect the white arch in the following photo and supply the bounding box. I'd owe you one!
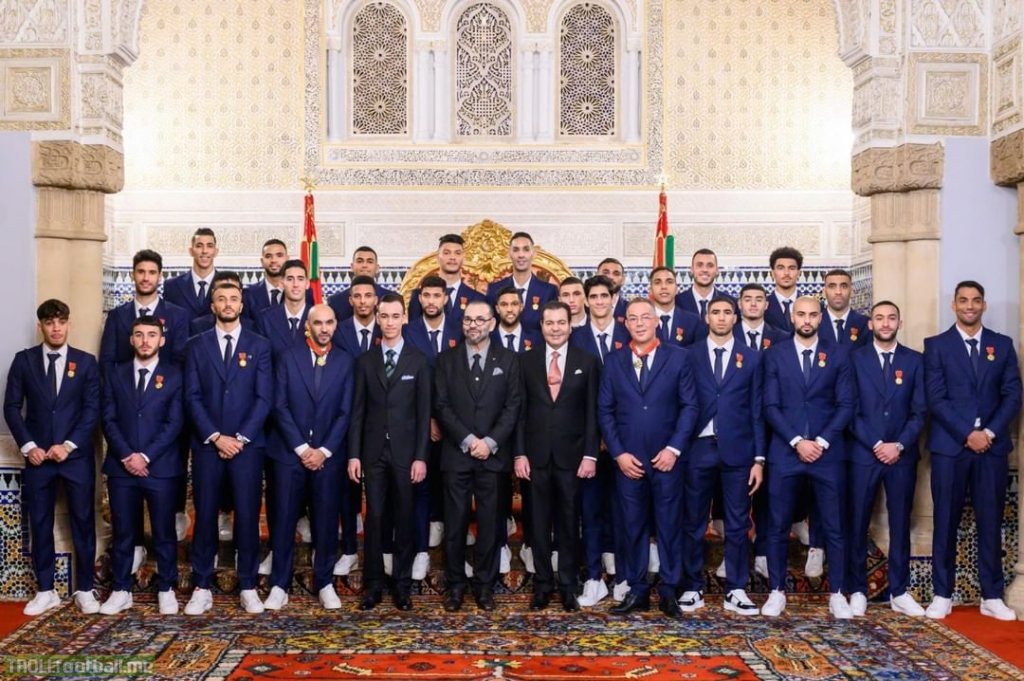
[332,0,424,39]
[545,0,635,40]
[439,0,528,42]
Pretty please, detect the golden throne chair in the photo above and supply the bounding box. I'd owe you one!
[398,219,574,302]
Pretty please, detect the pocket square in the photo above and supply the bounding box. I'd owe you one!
[492,367,504,376]
[574,368,583,375]
[400,374,415,381]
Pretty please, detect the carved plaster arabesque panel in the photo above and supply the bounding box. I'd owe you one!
[993,37,1021,137]
[908,52,987,136]
[0,49,67,127]
[0,0,70,46]
[910,0,986,49]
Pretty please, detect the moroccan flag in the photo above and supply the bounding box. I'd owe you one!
[653,187,674,269]
[301,191,323,304]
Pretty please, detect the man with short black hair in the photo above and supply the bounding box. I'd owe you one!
[597,257,628,322]
[558,277,588,328]
[486,232,557,332]
[735,284,787,353]
[764,246,803,333]
[164,228,219,321]
[676,249,736,316]
[257,259,312,358]
[649,266,703,347]
[243,238,301,323]
[327,246,390,321]
[334,275,382,357]
[408,235,487,325]
[491,286,542,353]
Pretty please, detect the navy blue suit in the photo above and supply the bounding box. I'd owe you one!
[764,294,796,334]
[733,323,788,354]
[99,299,189,374]
[818,308,870,348]
[334,318,383,358]
[847,343,925,597]
[675,287,737,318]
[613,297,628,324]
[242,279,316,324]
[403,316,464,367]
[256,305,310,359]
[762,337,854,592]
[4,346,100,593]
[102,361,184,591]
[924,325,1022,599]
[327,282,390,322]
[486,276,557,332]
[598,344,699,599]
[189,313,255,338]
[163,271,213,321]
[490,327,542,354]
[683,341,765,592]
[654,306,703,348]
[269,344,353,591]
[184,328,273,590]
[408,281,487,327]
[569,322,630,362]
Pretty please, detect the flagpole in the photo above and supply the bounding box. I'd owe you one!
[300,176,324,305]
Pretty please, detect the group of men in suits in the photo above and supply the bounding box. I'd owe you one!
[5,229,1021,623]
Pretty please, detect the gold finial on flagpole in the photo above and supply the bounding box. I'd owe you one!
[301,176,317,194]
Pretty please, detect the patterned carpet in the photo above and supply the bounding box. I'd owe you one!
[1,593,1021,680]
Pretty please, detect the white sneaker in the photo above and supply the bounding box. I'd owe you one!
[296,516,312,543]
[715,559,727,579]
[710,519,725,538]
[383,553,394,576]
[829,592,853,619]
[429,521,444,547]
[791,521,810,546]
[99,590,133,615]
[981,598,1017,621]
[131,546,147,575]
[240,589,264,614]
[890,592,925,617]
[804,548,824,578]
[498,546,512,574]
[464,561,474,577]
[761,589,786,617]
[184,588,213,615]
[175,512,189,542]
[333,553,358,576]
[23,590,60,616]
[678,590,705,612]
[849,592,867,616]
[754,555,769,579]
[612,580,630,602]
[925,596,953,619]
[724,589,759,616]
[506,516,517,537]
[551,550,559,573]
[520,545,536,573]
[73,590,101,615]
[258,551,273,576]
[319,584,341,610]
[648,543,660,573]
[218,512,233,540]
[466,530,476,546]
[158,590,179,615]
[602,552,616,576]
[263,586,288,611]
[577,578,609,607]
[412,552,429,580]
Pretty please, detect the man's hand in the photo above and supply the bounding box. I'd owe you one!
[514,456,531,480]
[301,448,327,471]
[795,439,823,463]
[215,436,243,459]
[430,418,442,443]
[124,453,150,477]
[347,458,362,483]
[616,453,645,479]
[651,448,678,472]
[577,458,597,480]
[469,439,490,460]
[26,447,47,466]
[747,464,763,495]
[873,442,901,465]
[411,460,427,483]
[46,444,70,463]
[966,430,991,454]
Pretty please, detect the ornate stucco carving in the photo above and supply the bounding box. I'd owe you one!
[851,143,944,196]
[32,140,124,192]
[991,128,1024,186]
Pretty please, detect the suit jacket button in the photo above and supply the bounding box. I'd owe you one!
[883,411,889,417]
[643,406,648,410]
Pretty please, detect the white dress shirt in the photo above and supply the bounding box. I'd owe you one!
[422,316,446,353]
[789,338,830,450]
[499,325,522,351]
[698,337,734,437]
[741,321,766,349]
[193,270,215,298]
[133,297,162,318]
[294,348,335,460]
[21,344,76,455]
[956,325,992,433]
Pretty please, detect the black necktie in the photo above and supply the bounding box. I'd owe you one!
[506,334,516,351]
[446,287,455,312]
[313,354,324,395]
[517,288,525,301]
[782,299,792,328]
[471,353,483,380]
[428,329,440,356]
[137,368,149,399]
[660,315,671,340]
[271,289,281,306]
[360,329,370,353]
[46,352,59,398]
[748,330,759,350]
[639,354,650,391]
[714,347,725,385]
[139,307,150,317]
[223,334,233,370]
[289,318,300,338]
[882,351,893,383]
[835,318,845,343]
[967,338,979,377]
[598,332,609,363]
[197,280,207,302]
[385,349,396,379]
[802,348,812,384]
[699,299,708,319]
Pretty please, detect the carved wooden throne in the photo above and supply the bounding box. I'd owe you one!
[398,219,574,302]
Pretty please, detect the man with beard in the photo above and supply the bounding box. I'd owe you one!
[164,228,219,322]
[243,239,310,323]
[408,234,486,325]
[183,279,272,615]
[599,298,698,618]
[99,316,184,616]
[676,249,736,317]
[764,246,802,334]
[435,300,521,612]
[515,301,599,612]
[596,257,628,323]
[761,296,855,619]
[486,232,557,333]
[846,301,926,618]
[818,269,870,347]
[649,266,703,348]
[558,277,589,328]
[923,281,1022,621]
[348,294,431,611]
[263,304,352,612]
[327,246,390,321]
[4,300,101,616]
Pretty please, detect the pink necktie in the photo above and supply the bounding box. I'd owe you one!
[548,351,562,400]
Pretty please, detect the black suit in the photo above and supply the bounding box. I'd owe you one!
[435,342,521,593]
[348,343,432,593]
[516,345,599,594]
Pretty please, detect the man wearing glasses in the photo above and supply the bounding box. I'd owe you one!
[435,300,522,612]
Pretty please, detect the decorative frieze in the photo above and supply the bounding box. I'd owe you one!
[851,143,944,197]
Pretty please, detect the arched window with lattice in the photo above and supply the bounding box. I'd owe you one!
[350,0,410,137]
[453,3,515,139]
[557,2,618,139]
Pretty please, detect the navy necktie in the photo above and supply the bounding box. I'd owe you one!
[660,315,671,340]
[714,347,725,385]
[360,329,370,353]
[882,351,893,383]
[428,329,440,356]
[835,318,845,343]
[783,299,792,328]
[639,354,650,391]
[223,334,234,371]
[197,280,207,302]
[598,332,609,363]
[46,352,59,398]
[139,307,150,317]
[967,338,979,377]
[699,299,708,319]
[137,368,149,399]
[313,354,324,395]
[271,289,281,306]
[506,334,516,351]
[446,287,455,313]
[517,288,525,301]
[802,348,812,384]
[289,318,300,338]
[748,330,758,350]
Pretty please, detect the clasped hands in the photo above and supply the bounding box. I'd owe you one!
[616,448,677,479]
[26,444,70,467]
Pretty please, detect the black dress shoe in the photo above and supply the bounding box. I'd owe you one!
[359,590,383,611]
[475,590,496,611]
[659,596,682,618]
[561,591,580,612]
[530,591,551,611]
[393,592,413,611]
[609,592,650,615]
[443,590,464,612]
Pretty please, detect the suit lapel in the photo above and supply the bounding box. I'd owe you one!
[720,346,741,387]
[204,331,227,380]
[374,348,389,389]
[296,348,318,399]
[862,349,887,398]
[29,346,52,403]
[975,329,995,387]
[643,346,668,391]
[947,327,977,386]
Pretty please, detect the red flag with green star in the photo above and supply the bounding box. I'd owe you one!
[301,190,323,304]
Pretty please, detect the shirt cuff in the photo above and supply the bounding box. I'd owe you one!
[583,455,598,461]
[20,441,37,455]
[63,440,77,453]
[789,436,802,448]
[984,428,996,440]
[320,447,333,459]
[873,440,883,449]
[294,443,310,457]
[235,433,250,444]
[205,432,221,444]
[139,453,150,463]
[666,446,681,457]
[753,456,766,464]
[815,437,830,449]
[460,434,476,452]
[483,437,498,454]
